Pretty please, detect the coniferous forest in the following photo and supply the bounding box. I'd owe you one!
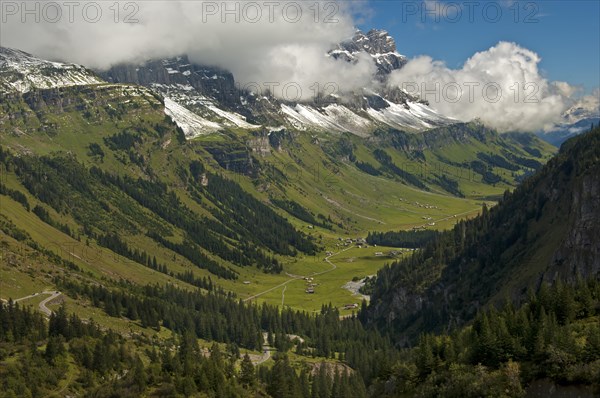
[2,272,599,397]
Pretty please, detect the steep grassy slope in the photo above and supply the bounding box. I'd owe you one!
[366,127,600,340]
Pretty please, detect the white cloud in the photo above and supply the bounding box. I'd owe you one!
[551,81,580,98]
[389,41,574,132]
[0,0,374,100]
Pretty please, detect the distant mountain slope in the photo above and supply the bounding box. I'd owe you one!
[537,117,599,147]
[365,127,600,340]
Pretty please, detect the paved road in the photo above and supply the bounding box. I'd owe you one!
[12,291,61,316]
[254,348,271,365]
[253,332,272,365]
[13,292,43,303]
[38,291,61,316]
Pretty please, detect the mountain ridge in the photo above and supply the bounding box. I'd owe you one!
[94,29,456,136]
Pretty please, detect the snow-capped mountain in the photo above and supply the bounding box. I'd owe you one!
[537,101,600,146]
[1,29,456,138]
[0,47,103,93]
[562,100,600,125]
[99,29,454,137]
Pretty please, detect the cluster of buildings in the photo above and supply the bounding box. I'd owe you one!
[334,237,368,248]
[304,276,316,294]
[414,201,439,210]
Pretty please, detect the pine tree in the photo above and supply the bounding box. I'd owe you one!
[330,368,341,398]
[240,353,255,387]
[49,304,69,338]
[132,355,147,392]
[576,277,594,317]
[299,368,311,398]
[315,363,330,398]
[584,324,600,361]
[416,335,435,379]
[555,281,576,324]
[44,335,65,364]
[92,341,109,374]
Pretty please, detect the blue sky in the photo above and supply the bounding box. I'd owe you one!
[357,0,600,93]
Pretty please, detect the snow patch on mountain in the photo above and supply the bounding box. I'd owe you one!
[0,47,103,93]
[152,83,260,130]
[280,98,453,134]
[367,100,453,130]
[280,103,372,136]
[280,104,345,134]
[164,97,221,138]
[205,104,259,129]
[322,104,373,133]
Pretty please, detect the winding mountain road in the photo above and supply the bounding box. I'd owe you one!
[13,291,61,316]
[254,348,271,365]
[252,332,272,365]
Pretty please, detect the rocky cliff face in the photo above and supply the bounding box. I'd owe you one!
[248,133,272,157]
[549,168,600,281]
[100,56,239,106]
[20,84,151,111]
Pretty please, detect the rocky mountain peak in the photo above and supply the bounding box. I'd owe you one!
[364,29,398,54]
[329,29,406,76]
